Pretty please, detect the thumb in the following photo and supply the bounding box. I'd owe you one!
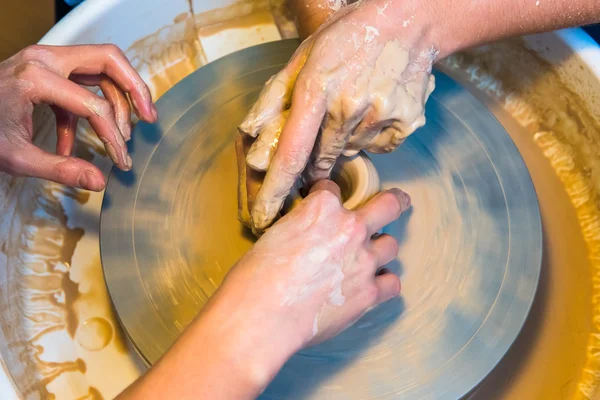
[9,144,106,191]
[373,273,401,306]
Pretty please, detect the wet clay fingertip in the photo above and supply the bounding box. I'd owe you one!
[389,188,411,212]
[401,191,411,210]
[238,123,257,138]
[238,113,260,138]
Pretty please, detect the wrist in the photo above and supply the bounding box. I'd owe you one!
[384,0,474,59]
[194,282,302,392]
[287,0,335,39]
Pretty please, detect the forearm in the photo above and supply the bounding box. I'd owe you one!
[119,323,266,399]
[287,0,333,39]
[118,283,296,400]
[290,0,600,57]
[425,0,600,57]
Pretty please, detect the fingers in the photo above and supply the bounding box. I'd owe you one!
[370,233,399,265]
[8,143,105,191]
[246,111,288,171]
[241,43,313,172]
[71,74,132,141]
[251,72,328,230]
[344,112,384,155]
[239,45,310,138]
[373,273,401,305]
[239,72,293,138]
[236,134,267,235]
[357,188,411,236]
[308,179,342,201]
[52,106,78,156]
[20,64,132,170]
[303,114,345,186]
[50,44,156,122]
[365,123,407,154]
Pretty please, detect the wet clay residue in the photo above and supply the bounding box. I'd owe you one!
[126,11,207,101]
[441,38,600,399]
[126,0,280,100]
[1,180,90,399]
[269,0,299,39]
[199,9,276,38]
[75,387,104,400]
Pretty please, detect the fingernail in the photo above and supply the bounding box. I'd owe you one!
[390,188,411,211]
[79,170,104,191]
[125,155,133,170]
[401,191,412,210]
[151,103,158,121]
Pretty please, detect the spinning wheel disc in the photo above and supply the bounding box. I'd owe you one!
[100,40,542,399]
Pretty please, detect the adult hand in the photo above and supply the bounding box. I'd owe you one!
[238,0,437,231]
[0,44,157,191]
[214,180,410,378]
[121,180,411,399]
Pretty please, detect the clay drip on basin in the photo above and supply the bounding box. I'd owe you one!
[441,38,600,399]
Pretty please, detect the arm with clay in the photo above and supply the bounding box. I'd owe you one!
[237,0,600,233]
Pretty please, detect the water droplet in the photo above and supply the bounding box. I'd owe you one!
[76,317,113,351]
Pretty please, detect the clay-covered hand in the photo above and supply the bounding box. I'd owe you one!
[123,180,411,399]
[238,0,436,231]
[210,180,410,376]
[0,44,157,191]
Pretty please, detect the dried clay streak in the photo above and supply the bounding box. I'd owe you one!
[126,0,277,100]
[0,179,94,399]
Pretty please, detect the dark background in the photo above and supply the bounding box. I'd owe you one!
[585,24,600,41]
[55,2,600,43]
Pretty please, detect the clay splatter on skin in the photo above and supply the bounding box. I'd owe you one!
[312,315,319,337]
[239,31,437,231]
[278,242,347,307]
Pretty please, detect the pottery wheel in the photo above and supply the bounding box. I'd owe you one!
[100,40,542,399]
